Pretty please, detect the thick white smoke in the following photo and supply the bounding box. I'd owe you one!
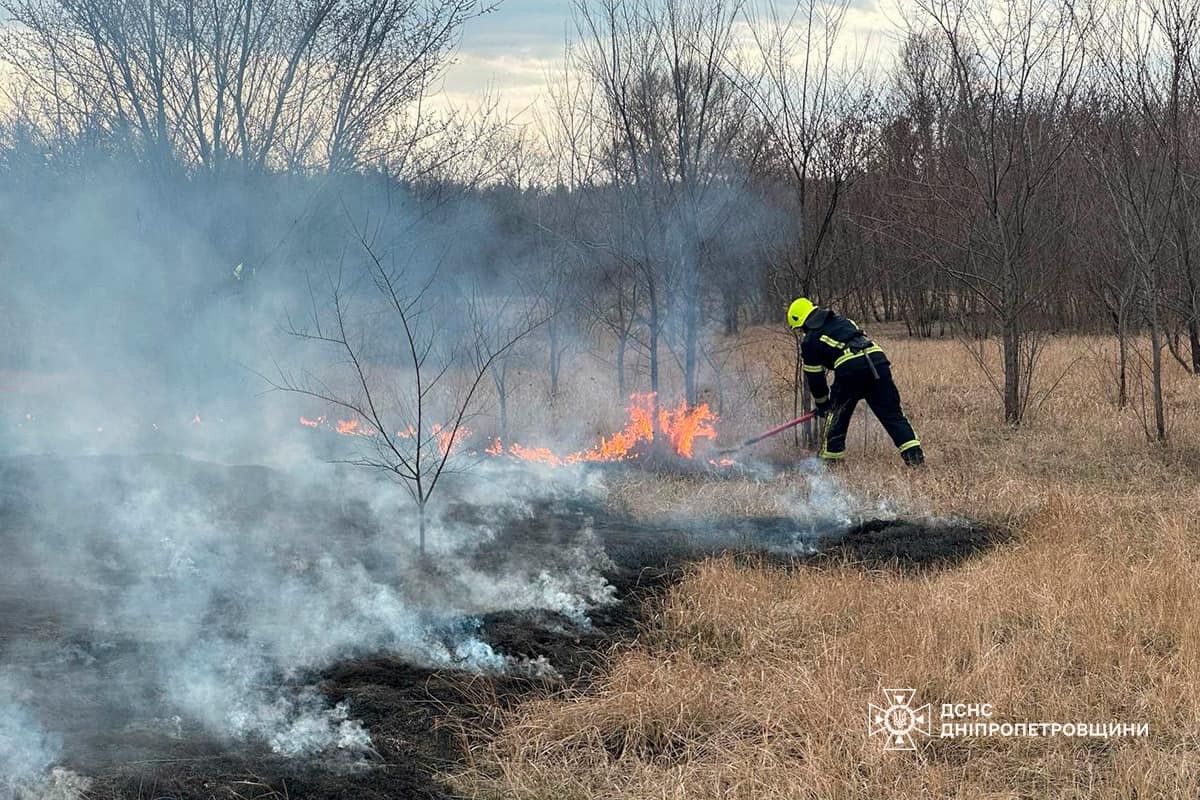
[0,455,616,787]
[0,685,61,800]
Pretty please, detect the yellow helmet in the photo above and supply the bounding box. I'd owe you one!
[787,297,816,329]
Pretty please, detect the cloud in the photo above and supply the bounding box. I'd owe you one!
[465,0,573,60]
[437,0,896,121]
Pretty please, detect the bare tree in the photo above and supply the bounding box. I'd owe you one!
[740,0,875,444]
[0,0,490,173]
[265,224,534,554]
[1086,0,1198,442]
[894,0,1092,425]
[572,0,751,407]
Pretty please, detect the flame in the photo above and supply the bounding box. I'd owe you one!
[295,393,724,467]
[659,402,718,458]
[298,415,465,454]
[502,393,718,465]
[509,443,565,466]
[336,419,376,438]
[431,423,470,456]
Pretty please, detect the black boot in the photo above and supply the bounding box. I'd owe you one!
[902,446,925,467]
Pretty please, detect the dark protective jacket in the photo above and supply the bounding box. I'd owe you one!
[797,307,921,461]
[799,308,886,404]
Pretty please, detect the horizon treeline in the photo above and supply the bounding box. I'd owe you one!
[1,0,1196,436]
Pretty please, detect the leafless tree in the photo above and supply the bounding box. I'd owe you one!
[1086,0,1198,442]
[0,0,492,173]
[571,0,751,407]
[264,222,534,554]
[740,0,875,444]
[893,0,1092,425]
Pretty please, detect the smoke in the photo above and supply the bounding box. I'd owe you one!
[0,84,801,796]
[789,457,897,533]
[0,684,61,798]
[0,454,615,788]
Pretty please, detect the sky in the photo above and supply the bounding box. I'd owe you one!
[435,0,899,122]
[437,0,577,118]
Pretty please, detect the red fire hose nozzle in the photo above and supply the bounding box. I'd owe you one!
[717,411,818,455]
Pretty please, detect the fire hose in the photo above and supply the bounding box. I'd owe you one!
[717,410,818,455]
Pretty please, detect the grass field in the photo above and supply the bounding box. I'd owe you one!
[449,330,1200,799]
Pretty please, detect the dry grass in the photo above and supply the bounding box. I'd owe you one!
[450,332,1200,799]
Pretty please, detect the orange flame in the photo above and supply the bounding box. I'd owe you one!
[659,401,718,458]
[299,415,465,453]
[509,443,565,466]
[431,423,470,456]
[503,393,718,466]
[296,393,722,467]
[331,419,378,437]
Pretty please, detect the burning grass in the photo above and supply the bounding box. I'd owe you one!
[448,331,1200,799]
[298,392,724,469]
[6,329,1198,798]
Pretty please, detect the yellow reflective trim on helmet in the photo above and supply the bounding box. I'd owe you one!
[898,439,922,453]
[802,364,825,374]
[833,345,884,369]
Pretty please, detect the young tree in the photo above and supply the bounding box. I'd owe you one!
[266,225,533,554]
[898,0,1092,425]
[740,0,875,444]
[1086,0,1198,442]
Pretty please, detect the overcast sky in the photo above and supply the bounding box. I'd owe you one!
[437,0,577,117]
[437,0,897,120]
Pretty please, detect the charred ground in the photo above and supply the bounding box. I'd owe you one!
[0,455,999,799]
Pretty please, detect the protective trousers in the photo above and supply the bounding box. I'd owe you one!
[820,357,920,461]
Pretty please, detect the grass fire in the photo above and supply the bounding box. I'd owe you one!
[2,0,1200,798]
[298,393,724,467]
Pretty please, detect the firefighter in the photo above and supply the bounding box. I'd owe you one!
[787,297,924,466]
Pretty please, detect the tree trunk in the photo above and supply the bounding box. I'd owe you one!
[497,384,508,440]
[548,320,561,398]
[723,286,739,335]
[1117,309,1128,409]
[616,333,627,399]
[1002,316,1021,426]
[1149,296,1167,443]
[1002,257,1022,426]
[1188,316,1200,374]
[684,296,699,406]
[492,365,508,439]
[647,279,660,400]
[417,501,427,555]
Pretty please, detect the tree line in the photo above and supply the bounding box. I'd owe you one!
[2,0,1198,441]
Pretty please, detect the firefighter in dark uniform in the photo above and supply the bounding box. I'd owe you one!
[787,297,924,466]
